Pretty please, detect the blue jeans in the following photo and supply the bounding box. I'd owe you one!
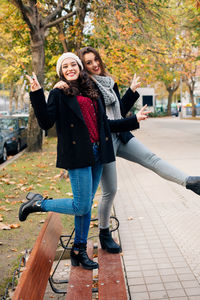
[41,144,103,244]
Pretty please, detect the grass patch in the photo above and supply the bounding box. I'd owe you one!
[0,136,99,296]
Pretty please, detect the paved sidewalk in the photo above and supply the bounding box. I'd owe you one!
[114,118,200,300]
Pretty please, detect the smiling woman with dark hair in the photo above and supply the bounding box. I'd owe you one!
[18,52,148,270]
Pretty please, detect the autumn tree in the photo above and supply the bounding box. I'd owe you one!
[0,1,31,113]
[177,0,200,116]
[91,0,200,116]
[7,0,90,152]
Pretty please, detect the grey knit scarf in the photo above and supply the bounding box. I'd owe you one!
[92,75,121,120]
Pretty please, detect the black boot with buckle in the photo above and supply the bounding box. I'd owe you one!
[70,243,99,270]
[99,228,121,253]
[19,192,44,222]
[186,176,200,196]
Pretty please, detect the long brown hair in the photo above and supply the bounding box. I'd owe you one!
[59,67,99,100]
[78,47,107,76]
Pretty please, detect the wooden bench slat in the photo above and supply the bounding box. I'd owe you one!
[66,240,94,300]
[98,247,128,300]
[13,212,62,300]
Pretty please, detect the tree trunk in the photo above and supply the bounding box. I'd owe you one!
[166,81,179,116]
[14,88,19,112]
[27,31,45,152]
[167,91,173,116]
[9,84,14,113]
[189,89,196,117]
[18,81,26,111]
[75,0,88,49]
[27,107,43,152]
[57,23,68,52]
[186,78,196,117]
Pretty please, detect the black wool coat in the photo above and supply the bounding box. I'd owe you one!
[30,88,139,170]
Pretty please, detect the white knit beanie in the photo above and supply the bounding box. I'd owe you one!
[56,52,83,76]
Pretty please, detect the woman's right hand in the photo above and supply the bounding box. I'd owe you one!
[53,80,69,89]
[136,105,151,122]
[26,72,41,92]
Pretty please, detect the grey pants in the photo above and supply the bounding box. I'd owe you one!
[98,135,189,229]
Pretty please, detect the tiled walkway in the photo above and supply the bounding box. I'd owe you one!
[114,118,200,300]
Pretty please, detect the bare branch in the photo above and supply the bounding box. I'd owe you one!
[43,4,63,25]
[44,11,76,29]
[9,0,33,31]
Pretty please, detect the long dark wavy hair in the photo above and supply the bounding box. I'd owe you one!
[78,47,107,76]
[59,66,99,100]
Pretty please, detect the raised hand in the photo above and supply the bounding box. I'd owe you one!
[130,74,141,92]
[26,72,41,92]
[53,80,69,89]
[136,105,151,122]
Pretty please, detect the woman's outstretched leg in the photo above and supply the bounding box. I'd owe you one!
[117,137,200,195]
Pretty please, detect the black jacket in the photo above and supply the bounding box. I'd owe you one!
[30,88,139,170]
[99,83,140,144]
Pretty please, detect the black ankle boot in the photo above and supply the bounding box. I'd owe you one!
[99,228,121,254]
[19,192,44,222]
[70,243,98,270]
[186,176,200,196]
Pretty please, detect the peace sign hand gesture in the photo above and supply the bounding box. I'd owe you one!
[136,105,151,122]
[130,74,141,92]
[26,72,41,92]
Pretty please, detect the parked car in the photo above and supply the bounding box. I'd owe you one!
[0,133,8,162]
[0,111,9,116]
[0,116,28,154]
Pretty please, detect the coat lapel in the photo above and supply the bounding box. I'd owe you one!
[62,94,84,122]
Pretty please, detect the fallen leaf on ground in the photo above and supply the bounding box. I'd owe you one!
[0,206,11,212]
[10,248,18,252]
[26,186,33,191]
[10,223,20,229]
[11,200,23,205]
[0,223,11,230]
[6,195,16,199]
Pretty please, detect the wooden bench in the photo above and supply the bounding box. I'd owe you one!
[98,246,127,300]
[66,240,94,300]
[12,213,127,300]
[66,241,128,300]
[12,212,63,300]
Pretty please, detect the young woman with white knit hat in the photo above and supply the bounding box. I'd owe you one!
[18,52,149,269]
